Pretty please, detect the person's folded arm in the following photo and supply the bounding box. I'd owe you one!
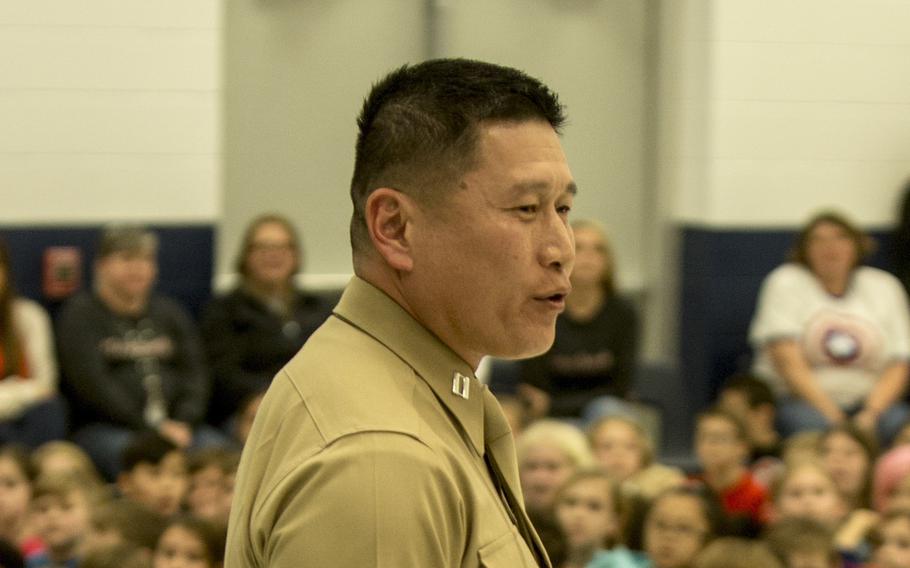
[769,339,845,424]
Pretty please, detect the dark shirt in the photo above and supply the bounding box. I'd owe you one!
[200,287,331,425]
[55,292,209,431]
[521,294,639,417]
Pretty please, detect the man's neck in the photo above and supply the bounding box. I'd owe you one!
[96,284,147,317]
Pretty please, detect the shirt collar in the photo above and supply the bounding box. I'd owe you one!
[333,276,486,455]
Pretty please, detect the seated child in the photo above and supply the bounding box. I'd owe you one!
[31,441,103,486]
[26,473,106,568]
[85,498,167,555]
[153,516,226,568]
[517,419,594,519]
[693,537,783,568]
[764,517,840,568]
[819,425,877,510]
[639,486,723,568]
[185,448,240,524]
[117,432,188,518]
[717,373,781,461]
[0,445,36,553]
[771,460,877,567]
[554,469,621,568]
[692,408,769,533]
[588,415,684,501]
[872,508,910,568]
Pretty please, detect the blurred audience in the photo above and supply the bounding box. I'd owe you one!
[749,210,910,445]
[200,214,331,429]
[152,516,225,568]
[56,225,222,480]
[116,432,188,518]
[0,240,66,448]
[518,419,594,521]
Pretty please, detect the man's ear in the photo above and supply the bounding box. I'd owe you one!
[365,188,416,272]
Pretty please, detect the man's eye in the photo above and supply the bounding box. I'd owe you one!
[517,205,538,214]
[557,205,572,215]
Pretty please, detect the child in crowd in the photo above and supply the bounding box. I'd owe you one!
[554,469,621,568]
[820,425,877,510]
[640,486,723,568]
[771,460,876,567]
[85,498,167,555]
[153,516,226,568]
[117,432,188,518]
[31,441,103,486]
[872,508,910,568]
[0,445,36,553]
[693,537,783,568]
[26,473,103,568]
[692,409,769,533]
[716,374,781,461]
[764,517,840,568]
[185,448,239,524]
[588,415,684,501]
[873,445,910,512]
[517,419,594,520]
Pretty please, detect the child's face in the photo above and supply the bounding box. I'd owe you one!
[154,525,210,568]
[120,451,188,517]
[775,466,845,526]
[0,457,31,528]
[31,491,91,555]
[644,494,709,568]
[695,416,746,472]
[187,465,228,522]
[820,432,869,500]
[875,516,910,568]
[555,477,617,551]
[591,421,645,482]
[519,444,575,513]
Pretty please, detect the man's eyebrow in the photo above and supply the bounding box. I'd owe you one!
[510,180,578,196]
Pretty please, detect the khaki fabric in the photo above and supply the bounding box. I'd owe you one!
[226,277,549,567]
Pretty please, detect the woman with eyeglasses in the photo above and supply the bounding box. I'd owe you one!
[200,214,332,433]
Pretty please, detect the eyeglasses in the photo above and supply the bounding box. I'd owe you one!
[647,519,707,538]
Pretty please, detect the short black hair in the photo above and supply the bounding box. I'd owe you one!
[349,58,566,255]
[721,373,776,409]
[120,431,178,472]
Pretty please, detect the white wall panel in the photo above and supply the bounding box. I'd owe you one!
[0,154,218,223]
[714,0,910,45]
[0,0,221,224]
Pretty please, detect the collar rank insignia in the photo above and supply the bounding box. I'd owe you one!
[452,372,471,400]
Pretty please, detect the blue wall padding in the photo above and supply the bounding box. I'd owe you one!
[0,225,214,320]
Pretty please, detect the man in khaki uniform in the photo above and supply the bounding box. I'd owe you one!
[227,58,576,567]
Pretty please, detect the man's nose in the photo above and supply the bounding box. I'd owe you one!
[539,214,574,272]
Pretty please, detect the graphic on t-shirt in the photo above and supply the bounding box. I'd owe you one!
[803,311,884,369]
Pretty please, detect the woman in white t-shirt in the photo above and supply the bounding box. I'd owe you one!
[749,211,910,445]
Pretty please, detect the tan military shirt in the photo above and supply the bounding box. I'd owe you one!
[226,276,549,567]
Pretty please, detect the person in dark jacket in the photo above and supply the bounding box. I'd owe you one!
[200,214,331,429]
[57,225,222,480]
